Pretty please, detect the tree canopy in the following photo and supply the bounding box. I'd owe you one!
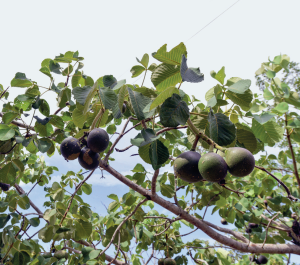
[0,42,300,265]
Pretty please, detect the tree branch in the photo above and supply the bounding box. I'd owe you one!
[151,169,159,195]
[0,112,35,131]
[262,213,280,248]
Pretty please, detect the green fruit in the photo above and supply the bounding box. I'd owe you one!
[87,128,109,153]
[225,147,255,177]
[54,250,68,260]
[257,255,268,264]
[60,137,81,160]
[164,258,176,265]
[198,152,228,182]
[174,151,203,183]
[78,147,100,170]
[158,258,165,265]
[41,252,52,258]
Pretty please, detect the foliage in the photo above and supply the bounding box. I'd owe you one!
[0,43,299,265]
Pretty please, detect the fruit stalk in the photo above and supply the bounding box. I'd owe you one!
[187,118,225,151]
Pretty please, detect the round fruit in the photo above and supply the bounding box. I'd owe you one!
[122,103,127,113]
[174,151,203,183]
[60,137,81,160]
[164,258,176,265]
[246,228,252,234]
[158,258,165,265]
[78,147,100,170]
[225,147,255,177]
[54,250,68,260]
[198,152,228,182]
[87,128,109,153]
[0,182,10,191]
[221,218,228,225]
[248,223,258,229]
[257,255,268,264]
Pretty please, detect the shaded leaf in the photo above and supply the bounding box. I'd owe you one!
[227,79,251,94]
[150,86,180,110]
[11,72,33,88]
[149,140,169,170]
[180,55,204,83]
[211,66,225,84]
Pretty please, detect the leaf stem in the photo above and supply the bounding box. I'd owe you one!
[141,69,147,87]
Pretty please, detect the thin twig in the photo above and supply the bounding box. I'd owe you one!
[262,213,280,248]
[151,169,159,195]
[115,145,133,152]
[155,126,188,136]
[203,193,221,220]
[176,227,198,237]
[0,143,17,155]
[107,231,121,265]
[144,243,154,265]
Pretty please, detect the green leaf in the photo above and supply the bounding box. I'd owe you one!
[160,184,175,198]
[152,42,187,65]
[49,115,64,130]
[38,225,54,242]
[227,79,251,94]
[127,87,154,120]
[180,55,204,83]
[252,112,276,124]
[73,106,87,128]
[107,124,116,134]
[151,63,181,91]
[99,87,117,110]
[252,119,284,146]
[58,88,71,108]
[150,86,180,110]
[0,162,16,184]
[149,139,169,170]
[18,195,30,210]
[82,247,101,263]
[159,94,189,127]
[130,65,145,78]
[137,53,149,68]
[75,220,92,239]
[108,201,120,212]
[39,99,50,116]
[29,217,40,227]
[263,87,274,100]
[72,86,93,105]
[132,164,145,173]
[49,60,61,74]
[62,64,73,76]
[53,188,65,201]
[211,66,225,84]
[56,227,71,234]
[0,125,15,141]
[39,67,52,79]
[103,75,117,87]
[272,102,289,114]
[12,159,24,172]
[236,129,257,153]
[225,89,253,110]
[2,112,19,124]
[72,71,82,88]
[11,72,33,88]
[82,183,92,195]
[0,215,11,228]
[108,194,119,201]
[12,251,30,265]
[266,70,276,78]
[208,109,236,146]
[118,85,127,112]
[138,143,151,164]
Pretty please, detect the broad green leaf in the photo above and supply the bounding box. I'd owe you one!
[159,94,189,127]
[118,85,127,112]
[12,159,24,172]
[272,102,289,114]
[252,112,276,124]
[263,87,274,100]
[58,87,71,108]
[36,138,52,153]
[130,65,145,78]
[132,163,145,173]
[160,184,175,198]
[29,217,40,227]
[49,60,61,74]
[211,66,225,84]
[53,188,65,201]
[151,63,181,91]
[2,112,19,124]
[0,162,16,184]
[252,119,284,146]
[127,87,154,120]
[12,251,30,265]
[75,220,92,239]
[149,139,169,170]
[180,55,204,83]
[82,247,101,263]
[152,42,187,65]
[82,183,92,195]
[72,71,82,88]
[236,129,257,153]
[39,67,52,79]
[99,87,117,110]
[11,73,33,88]
[103,75,117,88]
[0,215,11,228]
[34,122,53,137]
[140,128,160,146]
[137,53,149,68]
[49,115,64,130]
[18,195,30,209]
[73,107,87,128]
[108,201,120,212]
[0,125,15,141]
[225,89,253,110]
[62,64,73,76]
[150,86,180,110]
[138,143,151,164]
[208,109,236,146]
[72,86,93,105]
[38,225,54,242]
[33,116,52,125]
[39,99,50,116]
[227,79,251,94]
[266,70,276,78]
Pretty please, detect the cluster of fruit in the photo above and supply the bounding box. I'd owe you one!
[60,128,109,170]
[158,257,176,265]
[174,147,255,183]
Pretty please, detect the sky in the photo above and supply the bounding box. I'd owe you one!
[1,0,300,263]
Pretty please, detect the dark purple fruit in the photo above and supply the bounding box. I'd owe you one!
[225,147,255,177]
[198,152,228,182]
[78,147,100,170]
[158,258,165,265]
[174,151,203,183]
[122,103,127,113]
[0,182,10,191]
[87,128,109,153]
[257,255,268,264]
[164,258,176,265]
[246,228,252,233]
[248,223,258,229]
[221,218,228,225]
[60,137,81,160]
